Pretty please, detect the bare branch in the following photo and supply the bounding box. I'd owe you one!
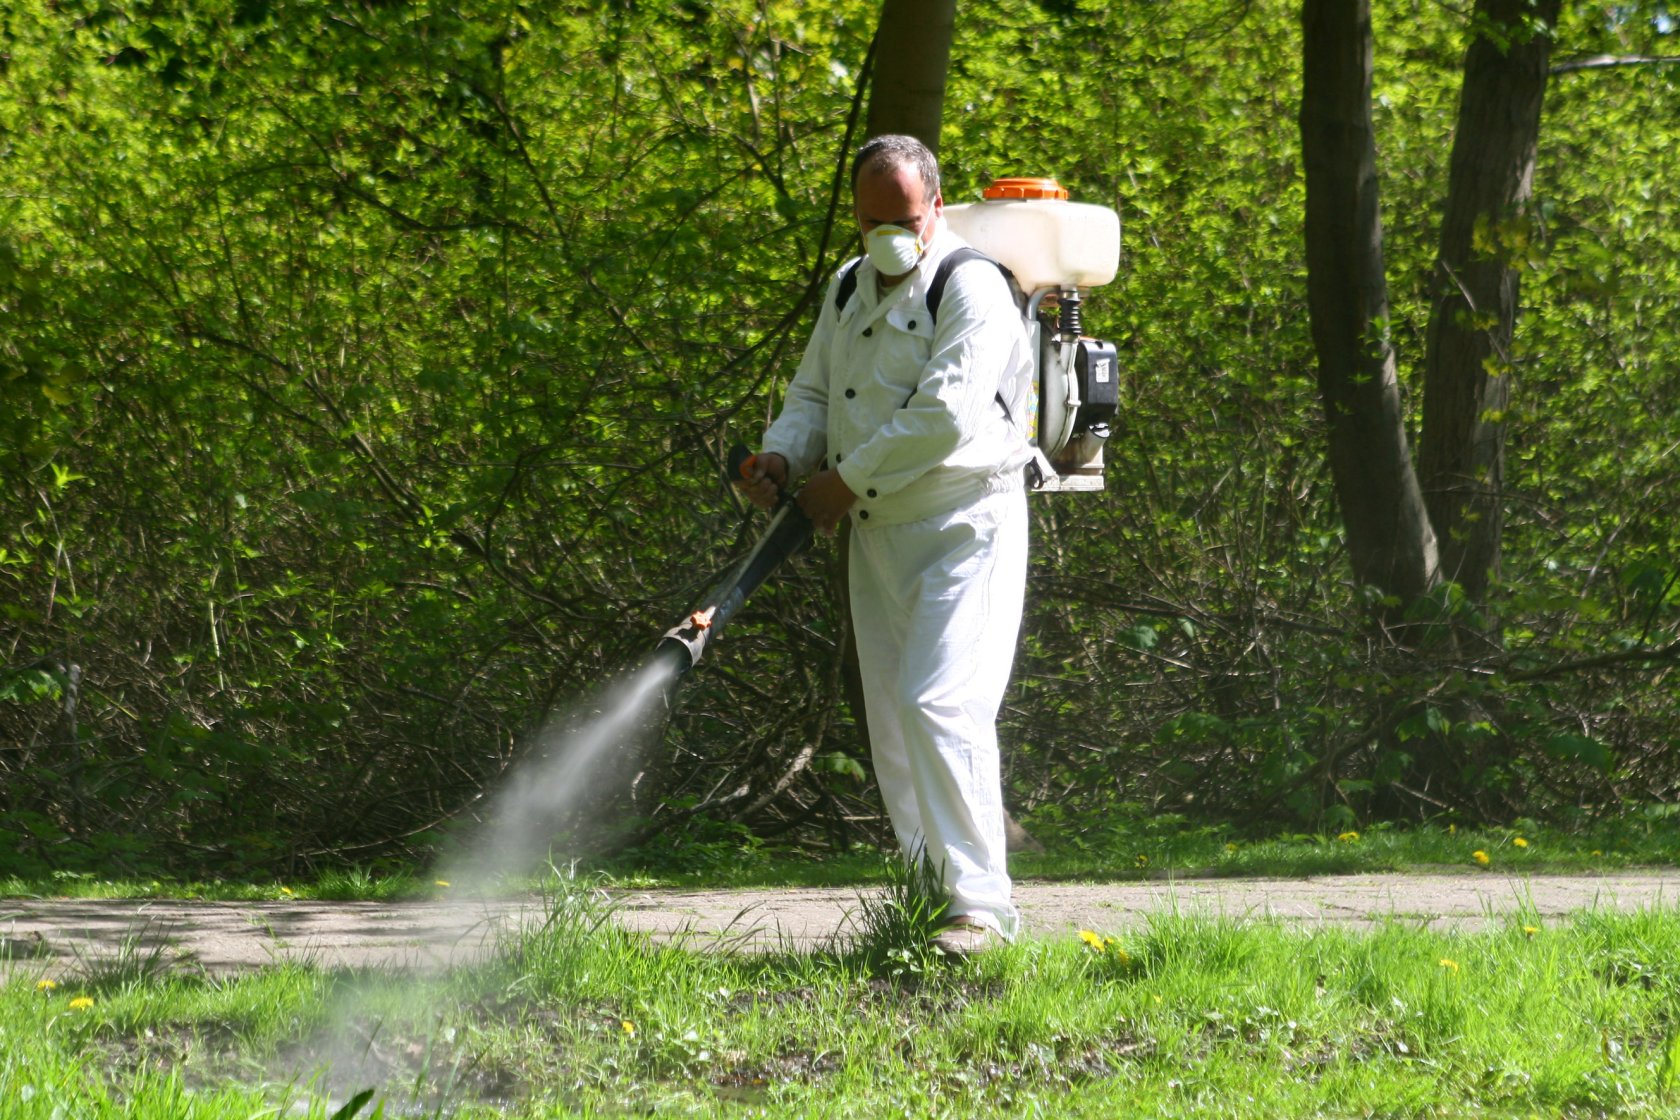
[1551,54,1680,75]
[1506,639,1680,682]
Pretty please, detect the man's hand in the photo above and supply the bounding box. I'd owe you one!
[797,468,857,535]
[735,451,788,511]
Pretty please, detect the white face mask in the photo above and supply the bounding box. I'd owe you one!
[863,213,931,276]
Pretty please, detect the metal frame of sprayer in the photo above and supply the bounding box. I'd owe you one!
[1024,286,1120,493]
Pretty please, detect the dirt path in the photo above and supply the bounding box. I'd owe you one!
[4,870,1676,976]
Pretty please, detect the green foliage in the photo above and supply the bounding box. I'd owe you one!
[943,0,1680,833]
[615,815,775,879]
[845,851,954,977]
[65,918,184,994]
[0,0,879,872]
[0,0,1675,875]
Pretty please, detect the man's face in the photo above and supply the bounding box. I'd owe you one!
[853,161,943,247]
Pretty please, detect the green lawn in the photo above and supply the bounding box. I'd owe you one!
[4,817,1675,900]
[5,872,1680,1118]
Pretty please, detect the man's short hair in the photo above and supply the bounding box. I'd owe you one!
[851,134,941,200]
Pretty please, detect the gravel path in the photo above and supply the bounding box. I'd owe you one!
[4,870,1676,976]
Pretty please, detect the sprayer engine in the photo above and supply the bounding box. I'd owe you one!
[944,177,1123,493]
[1030,290,1121,491]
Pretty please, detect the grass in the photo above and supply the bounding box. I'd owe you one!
[0,867,432,903]
[5,872,1680,1118]
[2,816,1675,900]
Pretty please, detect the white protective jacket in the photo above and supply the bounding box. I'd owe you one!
[763,222,1035,527]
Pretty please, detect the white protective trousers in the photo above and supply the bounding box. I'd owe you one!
[848,484,1028,939]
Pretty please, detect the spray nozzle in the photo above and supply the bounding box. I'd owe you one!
[656,444,814,677]
[658,610,714,673]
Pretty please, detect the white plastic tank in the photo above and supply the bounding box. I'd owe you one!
[942,178,1120,293]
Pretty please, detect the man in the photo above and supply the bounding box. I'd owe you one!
[736,134,1034,953]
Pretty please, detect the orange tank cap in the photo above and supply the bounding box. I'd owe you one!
[981,177,1069,200]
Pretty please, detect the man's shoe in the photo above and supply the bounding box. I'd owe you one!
[932,917,996,957]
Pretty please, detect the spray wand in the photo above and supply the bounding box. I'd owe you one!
[655,444,813,676]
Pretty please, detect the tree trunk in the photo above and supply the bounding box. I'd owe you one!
[844,0,1041,852]
[864,0,957,150]
[1299,0,1440,608]
[849,0,960,736]
[1417,0,1562,600]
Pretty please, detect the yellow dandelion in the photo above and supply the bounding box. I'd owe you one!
[434,880,451,888]
[69,996,95,1010]
[35,979,58,992]
[279,886,294,896]
[1134,854,1149,869]
[1472,850,1490,866]
[621,1020,636,1037]
[1591,849,1603,857]
[1523,925,1540,937]
[1439,958,1460,972]
[1225,842,1239,852]
[1513,837,1529,848]
[1337,831,1360,843]
[1448,823,1456,834]
[1078,929,1107,952]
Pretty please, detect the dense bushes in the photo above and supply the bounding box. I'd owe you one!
[2,0,1675,875]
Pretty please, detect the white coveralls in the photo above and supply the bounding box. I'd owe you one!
[762,221,1035,937]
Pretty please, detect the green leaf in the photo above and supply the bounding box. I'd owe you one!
[1119,623,1158,652]
[0,668,61,705]
[1540,733,1613,774]
[327,1089,377,1120]
[815,753,866,782]
[1659,1026,1680,1098]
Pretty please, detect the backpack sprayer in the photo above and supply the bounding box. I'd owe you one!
[945,177,1122,492]
[656,179,1122,673]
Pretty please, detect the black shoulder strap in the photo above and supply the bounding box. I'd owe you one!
[926,247,997,323]
[834,258,864,313]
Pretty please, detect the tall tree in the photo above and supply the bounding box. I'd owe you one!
[1299,0,1441,608]
[864,0,958,149]
[1418,0,1563,601]
[1301,0,1563,612]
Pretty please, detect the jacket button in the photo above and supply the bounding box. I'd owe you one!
[908,320,917,329]
[862,327,873,337]
[858,510,869,520]
[845,388,856,399]
[867,489,877,498]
